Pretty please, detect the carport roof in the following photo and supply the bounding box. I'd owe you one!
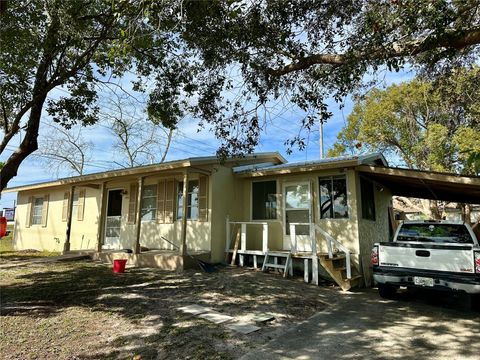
[358,165,480,204]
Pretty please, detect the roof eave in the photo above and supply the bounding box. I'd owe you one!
[3,152,286,193]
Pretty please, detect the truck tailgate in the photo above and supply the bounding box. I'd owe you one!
[378,242,475,274]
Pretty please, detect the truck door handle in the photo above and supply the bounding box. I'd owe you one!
[416,250,430,257]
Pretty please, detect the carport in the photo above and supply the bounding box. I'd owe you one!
[357,165,480,205]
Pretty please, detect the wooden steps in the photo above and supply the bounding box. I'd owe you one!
[262,251,292,278]
[318,254,362,291]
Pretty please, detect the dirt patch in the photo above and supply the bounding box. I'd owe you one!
[0,260,334,359]
[0,235,60,262]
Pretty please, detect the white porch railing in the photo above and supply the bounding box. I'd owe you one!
[288,222,317,253]
[315,224,352,279]
[225,216,351,282]
[225,216,269,254]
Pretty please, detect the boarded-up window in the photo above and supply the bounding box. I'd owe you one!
[127,183,138,224]
[62,192,70,221]
[25,196,33,228]
[77,189,85,221]
[41,194,49,227]
[157,180,166,223]
[198,176,208,222]
[164,179,175,223]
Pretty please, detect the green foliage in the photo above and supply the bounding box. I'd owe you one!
[1,0,480,189]
[138,0,480,157]
[329,67,480,174]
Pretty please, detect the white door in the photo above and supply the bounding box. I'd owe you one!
[103,189,123,250]
[283,182,312,252]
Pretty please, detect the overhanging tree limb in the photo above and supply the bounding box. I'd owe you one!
[266,27,480,76]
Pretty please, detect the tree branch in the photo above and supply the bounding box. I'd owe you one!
[266,27,480,76]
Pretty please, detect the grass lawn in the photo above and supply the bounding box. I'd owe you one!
[0,251,335,359]
[0,228,60,262]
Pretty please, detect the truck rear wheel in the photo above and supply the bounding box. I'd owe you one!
[378,284,397,299]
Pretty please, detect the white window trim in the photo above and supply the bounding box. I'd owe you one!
[31,197,44,226]
[283,181,312,237]
[318,174,350,221]
[177,179,200,221]
[141,184,158,222]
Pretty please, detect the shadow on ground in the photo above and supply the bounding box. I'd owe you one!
[241,287,480,360]
[1,260,330,359]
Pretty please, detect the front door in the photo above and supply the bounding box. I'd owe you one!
[104,189,123,250]
[283,182,312,252]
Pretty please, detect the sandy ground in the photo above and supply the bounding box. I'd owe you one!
[0,259,333,359]
[241,288,480,360]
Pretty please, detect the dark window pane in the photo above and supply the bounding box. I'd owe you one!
[285,210,310,235]
[252,181,277,220]
[107,190,123,216]
[398,224,473,244]
[361,178,376,221]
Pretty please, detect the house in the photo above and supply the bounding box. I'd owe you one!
[4,152,480,290]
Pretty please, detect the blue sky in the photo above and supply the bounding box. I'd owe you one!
[0,67,415,210]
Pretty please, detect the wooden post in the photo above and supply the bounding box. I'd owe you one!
[304,258,309,283]
[262,223,268,253]
[64,185,75,253]
[134,177,144,254]
[96,182,107,252]
[239,223,247,266]
[180,171,189,256]
[312,255,319,286]
[290,224,296,252]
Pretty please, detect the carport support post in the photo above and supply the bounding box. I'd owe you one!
[134,177,144,254]
[180,171,189,256]
[96,182,107,252]
[64,186,75,253]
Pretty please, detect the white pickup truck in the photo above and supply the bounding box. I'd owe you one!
[372,220,480,301]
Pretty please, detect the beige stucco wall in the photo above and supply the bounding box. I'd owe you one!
[14,189,67,252]
[237,169,361,259]
[356,174,392,285]
[13,186,101,252]
[70,187,101,250]
[210,165,245,263]
[105,173,212,253]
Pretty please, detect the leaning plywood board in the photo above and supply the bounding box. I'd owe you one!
[230,227,241,266]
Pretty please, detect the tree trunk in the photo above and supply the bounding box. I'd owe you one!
[0,96,46,191]
[459,203,472,224]
[428,200,443,220]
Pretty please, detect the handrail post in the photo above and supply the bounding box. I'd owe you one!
[289,224,296,253]
[262,223,268,253]
[346,250,351,279]
[310,223,316,254]
[239,223,247,267]
[327,237,333,259]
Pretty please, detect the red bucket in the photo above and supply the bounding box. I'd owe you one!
[113,259,127,273]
